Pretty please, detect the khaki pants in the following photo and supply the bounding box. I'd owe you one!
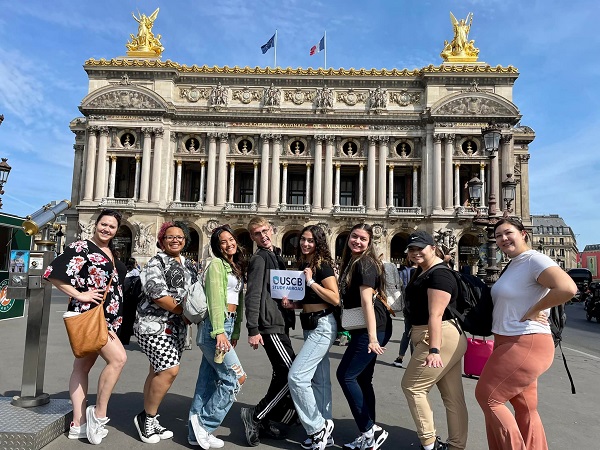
[401,320,468,449]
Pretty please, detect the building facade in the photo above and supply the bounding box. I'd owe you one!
[531,214,578,270]
[66,20,535,269]
[577,244,600,280]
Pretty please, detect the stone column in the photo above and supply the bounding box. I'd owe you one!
[378,137,388,210]
[216,133,228,207]
[491,152,500,215]
[259,135,270,208]
[281,162,288,206]
[175,160,182,202]
[518,154,531,219]
[228,162,235,203]
[138,127,153,203]
[205,133,217,206]
[150,128,164,203]
[454,163,461,208]
[412,165,419,207]
[424,126,434,214]
[134,155,141,200]
[94,127,109,201]
[388,164,394,208]
[334,163,341,207]
[305,162,311,208]
[313,137,323,211]
[252,161,259,205]
[367,136,377,213]
[108,155,117,198]
[323,137,334,210]
[270,135,282,208]
[432,133,443,212]
[480,163,486,208]
[444,134,454,211]
[501,134,513,182]
[359,163,364,207]
[71,142,85,204]
[199,160,206,205]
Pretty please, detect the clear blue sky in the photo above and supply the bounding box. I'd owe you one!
[0,0,598,248]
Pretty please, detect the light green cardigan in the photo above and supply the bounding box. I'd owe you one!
[204,257,244,340]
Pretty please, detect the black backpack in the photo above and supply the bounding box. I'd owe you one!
[426,265,494,337]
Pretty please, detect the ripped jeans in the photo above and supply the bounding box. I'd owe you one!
[188,314,245,435]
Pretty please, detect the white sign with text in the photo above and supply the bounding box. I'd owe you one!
[270,270,306,300]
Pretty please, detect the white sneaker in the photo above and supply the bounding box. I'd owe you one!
[301,434,334,449]
[85,406,110,445]
[311,419,334,450]
[189,434,225,448]
[68,422,108,440]
[190,415,211,449]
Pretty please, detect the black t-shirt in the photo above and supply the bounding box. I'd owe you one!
[299,262,335,305]
[340,258,389,331]
[405,263,458,326]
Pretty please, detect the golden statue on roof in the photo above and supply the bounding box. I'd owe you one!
[126,8,164,58]
[440,12,479,63]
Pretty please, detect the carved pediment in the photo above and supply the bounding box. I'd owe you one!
[87,89,161,110]
[432,93,519,118]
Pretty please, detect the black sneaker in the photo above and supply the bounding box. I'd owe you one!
[241,407,260,447]
[258,420,287,439]
[134,411,160,444]
[420,436,448,450]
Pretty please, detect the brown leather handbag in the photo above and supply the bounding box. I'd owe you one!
[64,275,113,358]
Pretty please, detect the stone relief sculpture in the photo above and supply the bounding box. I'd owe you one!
[133,222,154,255]
[370,86,387,109]
[126,8,164,57]
[88,90,161,110]
[210,83,228,107]
[78,220,95,241]
[232,87,262,104]
[440,12,479,62]
[263,83,281,107]
[315,85,334,109]
[391,90,421,106]
[437,97,511,116]
[434,228,457,258]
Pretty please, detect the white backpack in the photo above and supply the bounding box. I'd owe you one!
[183,261,210,324]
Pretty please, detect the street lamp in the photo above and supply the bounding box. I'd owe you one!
[0,157,12,209]
[482,123,502,154]
[501,173,517,216]
[467,176,483,208]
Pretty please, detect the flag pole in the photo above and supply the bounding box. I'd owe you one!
[274,29,278,68]
[324,31,327,69]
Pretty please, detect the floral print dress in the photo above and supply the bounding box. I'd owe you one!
[43,239,127,334]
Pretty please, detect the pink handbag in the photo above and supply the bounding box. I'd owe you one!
[464,337,493,378]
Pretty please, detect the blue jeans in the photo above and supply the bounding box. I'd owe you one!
[336,318,392,433]
[288,312,337,435]
[188,315,245,436]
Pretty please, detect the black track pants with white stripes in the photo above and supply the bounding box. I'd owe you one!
[254,332,298,425]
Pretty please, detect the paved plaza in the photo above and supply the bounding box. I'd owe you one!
[1,290,599,449]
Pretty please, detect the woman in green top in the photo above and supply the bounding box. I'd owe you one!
[188,225,248,449]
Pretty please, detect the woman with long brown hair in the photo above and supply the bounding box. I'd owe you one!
[335,223,391,450]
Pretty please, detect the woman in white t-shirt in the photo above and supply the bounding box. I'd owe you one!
[475,218,577,450]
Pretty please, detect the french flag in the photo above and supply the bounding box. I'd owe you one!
[310,36,325,55]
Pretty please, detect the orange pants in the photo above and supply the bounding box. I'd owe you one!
[475,333,554,450]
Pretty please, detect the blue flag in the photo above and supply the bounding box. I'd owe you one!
[261,33,275,54]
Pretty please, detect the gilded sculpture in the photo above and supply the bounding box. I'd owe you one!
[440,12,479,63]
[126,8,164,58]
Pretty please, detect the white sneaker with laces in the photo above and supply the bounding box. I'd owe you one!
[68,422,108,440]
[311,419,334,450]
[85,406,109,445]
[190,415,211,449]
[301,435,334,449]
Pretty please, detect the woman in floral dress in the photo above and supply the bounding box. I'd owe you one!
[44,209,127,445]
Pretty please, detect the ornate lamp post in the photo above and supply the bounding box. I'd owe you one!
[501,173,517,216]
[0,157,12,209]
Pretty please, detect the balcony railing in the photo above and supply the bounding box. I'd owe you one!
[333,205,366,214]
[169,201,203,210]
[279,204,311,213]
[99,198,135,207]
[455,206,488,216]
[388,206,423,215]
[224,202,257,212]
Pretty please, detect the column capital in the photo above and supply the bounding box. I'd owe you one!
[389,164,394,170]
[305,161,311,167]
[454,162,461,168]
[480,162,486,168]
[135,155,141,162]
[335,162,341,169]
[446,134,455,143]
[176,159,182,166]
[359,163,364,169]
[154,128,164,137]
[218,132,228,140]
[170,132,178,142]
[260,133,273,140]
[368,135,379,144]
[413,164,420,170]
[273,134,283,144]
[73,144,84,152]
[313,134,325,141]
[99,126,109,136]
[142,127,153,136]
[282,162,288,168]
[200,159,206,166]
[518,154,531,163]
[325,135,335,144]
[501,134,513,144]
[433,133,443,143]
[253,160,259,167]
[110,155,117,162]
[230,161,235,167]
[207,132,218,141]
[379,136,390,144]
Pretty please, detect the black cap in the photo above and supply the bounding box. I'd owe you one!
[407,230,435,249]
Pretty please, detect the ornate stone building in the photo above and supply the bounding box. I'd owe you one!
[531,214,578,271]
[66,14,535,269]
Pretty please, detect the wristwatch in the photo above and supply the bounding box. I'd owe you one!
[428,347,440,354]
